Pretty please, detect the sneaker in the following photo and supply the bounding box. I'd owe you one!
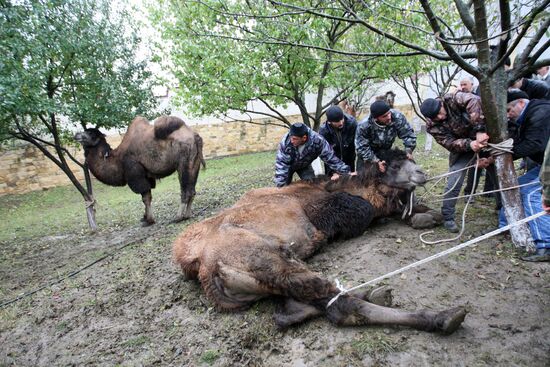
[521,248,550,262]
[444,220,460,233]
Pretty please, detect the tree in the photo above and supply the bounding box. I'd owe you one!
[152,0,430,131]
[0,0,161,230]
[231,0,549,248]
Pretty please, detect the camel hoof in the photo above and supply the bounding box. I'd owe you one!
[172,216,190,224]
[141,219,155,227]
[437,307,467,335]
[365,286,393,307]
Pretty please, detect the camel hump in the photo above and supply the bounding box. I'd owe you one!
[154,115,187,139]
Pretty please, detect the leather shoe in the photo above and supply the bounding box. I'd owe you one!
[444,220,459,233]
[521,248,550,262]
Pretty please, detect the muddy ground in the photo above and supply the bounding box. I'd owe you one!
[0,169,549,366]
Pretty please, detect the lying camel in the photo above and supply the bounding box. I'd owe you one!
[75,116,205,225]
[173,150,466,332]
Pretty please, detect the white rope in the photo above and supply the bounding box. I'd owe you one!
[427,181,539,203]
[327,211,547,308]
[420,155,481,245]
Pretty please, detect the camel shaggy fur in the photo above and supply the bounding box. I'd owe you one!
[173,150,466,332]
[75,116,205,225]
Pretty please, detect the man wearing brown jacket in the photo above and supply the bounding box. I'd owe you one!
[420,92,490,232]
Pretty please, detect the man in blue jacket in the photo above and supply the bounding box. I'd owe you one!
[319,105,358,176]
[274,123,350,187]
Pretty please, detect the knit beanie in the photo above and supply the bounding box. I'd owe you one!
[289,123,308,137]
[420,98,442,119]
[326,106,344,122]
[370,100,391,118]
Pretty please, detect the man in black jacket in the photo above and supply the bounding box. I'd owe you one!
[319,105,358,176]
[499,90,550,261]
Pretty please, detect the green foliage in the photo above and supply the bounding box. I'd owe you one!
[151,0,431,129]
[0,0,160,141]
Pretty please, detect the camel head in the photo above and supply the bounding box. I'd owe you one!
[375,149,427,190]
[74,128,107,149]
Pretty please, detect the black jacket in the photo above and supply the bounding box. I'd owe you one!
[512,99,550,165]
[520,78,550,100]
[319,114,358,171]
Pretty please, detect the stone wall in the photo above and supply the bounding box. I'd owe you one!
[0,116,293,196]
[0,105,419,196]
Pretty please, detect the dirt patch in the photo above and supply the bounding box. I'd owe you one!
[1,197,549,366]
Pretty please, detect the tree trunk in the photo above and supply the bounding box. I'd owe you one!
[478,73,535,250]
[83,164,98,232]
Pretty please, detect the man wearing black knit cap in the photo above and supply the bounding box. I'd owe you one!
[319,105,358,176]
[420,91,490,232]
[499,89,550,261]
[355,100,416,173]
[274,122,351,187]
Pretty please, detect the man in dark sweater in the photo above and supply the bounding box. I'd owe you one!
[500,90,550,261]
[319,105,358,176]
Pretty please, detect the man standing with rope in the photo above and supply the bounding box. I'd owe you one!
[420,92,491,233]
[500,90,550,262]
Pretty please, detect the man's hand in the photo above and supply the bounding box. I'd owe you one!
[476,132,490,145]
[330,173,340,181]
[377,160,387,173]
[349,171,358,176]
[477,157,494,169]
[543,195,550,214]
[406,152,413,160]
[470,140,485,152]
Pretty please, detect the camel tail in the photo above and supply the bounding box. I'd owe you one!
[154,116,186,140]
[194,133,206,169]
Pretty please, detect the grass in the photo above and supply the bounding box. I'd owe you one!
[0,151,275,243]
[347,331,402,359]
[199,349,220,365]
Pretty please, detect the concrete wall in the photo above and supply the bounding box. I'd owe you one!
[0,106,418,196]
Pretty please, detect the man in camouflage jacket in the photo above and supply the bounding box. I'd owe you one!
[274,123,350,187]
[420,91,490,233]
[355,100,416,173]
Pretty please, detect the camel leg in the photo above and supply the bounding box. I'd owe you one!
[273,298,323,329]
[141,191,155,226]
[326,295,466,334]
[175,159,200,222]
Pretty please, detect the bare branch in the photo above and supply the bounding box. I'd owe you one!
[453,0,476,36]
[419,0,479,76]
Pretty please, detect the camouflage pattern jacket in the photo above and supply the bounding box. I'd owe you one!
[355,109,416,162]
[541,140,550,206]
[425,92,486,153]
[274,129,350,187]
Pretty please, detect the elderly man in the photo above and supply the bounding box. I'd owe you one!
[500,90,550,261]
[319,105,358,176]
[355,100,416,173]
[420,92,490,232]
[274,123,350,187]
[536,66,550,87]
[459,77,475,94]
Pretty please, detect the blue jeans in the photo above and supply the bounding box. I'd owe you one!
[499,165,550,250]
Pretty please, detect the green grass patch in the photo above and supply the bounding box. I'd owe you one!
[122,335,150,348]
[349,332,401,358]
[199,349,220,365]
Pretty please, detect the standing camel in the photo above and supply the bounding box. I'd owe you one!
[75,116,205,225]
